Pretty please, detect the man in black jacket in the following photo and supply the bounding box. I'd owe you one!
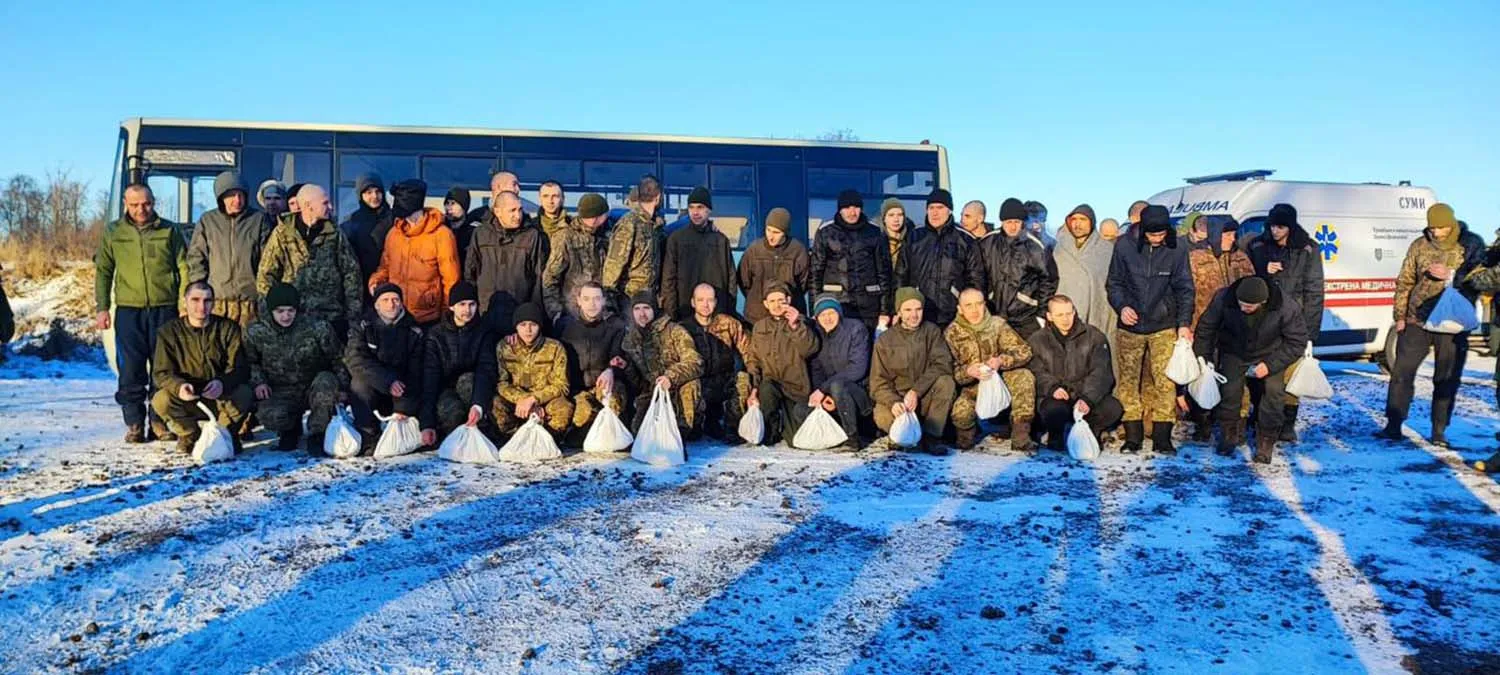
[808,293,870,450]
[1194,276,1308,463]
[980,197,1058,338]
[340,172,392,299]
[465,191,549,336]
[346,282,425,446]
[1245,203,1324,441]
[661,186,736,320]
[810,190,894,336]
[904,188,984,326]
[1107,204,1195,455]
[559,282,629,439]
[1029,295,1122,451]
[419,281,498,445]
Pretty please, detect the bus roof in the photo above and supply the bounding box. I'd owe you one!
[126,118,944,153]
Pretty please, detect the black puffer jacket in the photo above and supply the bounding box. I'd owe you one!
[345,307,425,391]
[979,230,1058,329]
[1027,321,1115,407]
[340,173,393,294]
[1246,223,1325,341]
[1106,225,1194,335]
[810,216,894,319]
[559,313,627,392]
[419,312,498,429]
[1193,277,1309,376]
[464,221,549,335]
[905,218,984,325]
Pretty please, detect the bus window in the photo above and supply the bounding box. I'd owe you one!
[423,157,494,189]
[270,151,331,191]
[108,130,126,222]
[664,162,706,189]
[340,153,418,184]
[710,194,757,249]
[710,165,754,192]
[871,169,935,195]
[147,175,182,224]
[190,175,218,223]
[808,168,869,196]
[584,161,655,189]
[505,158,581,187]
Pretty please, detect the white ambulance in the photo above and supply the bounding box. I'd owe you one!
[1145,170,1439,364]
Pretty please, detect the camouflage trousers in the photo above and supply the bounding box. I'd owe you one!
[1114,328,1177,423]
[211,298,258,329]
[494,395,574,435]
[151,383,255,437]
[701,371,751,435]
[258,372,340,434]
[873,375,957,438]
[952,367,1036,430]
[572,389,628,430]
[434,373,478,433]
[632,379,703,433]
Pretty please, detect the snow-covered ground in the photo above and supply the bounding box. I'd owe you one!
[1,354,1498,674]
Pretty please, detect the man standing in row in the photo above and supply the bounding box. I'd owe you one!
[906,188,983,326]
[466,171,524,229]
[151,283,254,455]
[738,207,809,325]
[980,197,1056,338]
[443,187,475,262]
[189,170,272,327]
[256,184,363,338]
[543,193,613,320]
[811,190,893,336]
[870,287,956,452]
[342,172,392,296]
[662,186,736,320]
[536,180,573,241]
[370,180,461,327]
[605,176,663,313]
[1052,204,1116,342]
[465,190,548,335]
[257,180,287,222]
[960,200,989,239]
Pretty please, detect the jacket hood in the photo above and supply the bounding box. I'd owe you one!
[355,173,385,197]
[213,171,248,209]
[398,208,445,236]
[1134,217,1179,250]
[1065,204,1096,236]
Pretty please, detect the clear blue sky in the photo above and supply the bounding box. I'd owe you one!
[2,0,1496,229]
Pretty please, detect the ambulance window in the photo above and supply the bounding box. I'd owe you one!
[1239,216,1266,242]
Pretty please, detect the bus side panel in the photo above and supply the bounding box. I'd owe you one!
[758,162,807,245]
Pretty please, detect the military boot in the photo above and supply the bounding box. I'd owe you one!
[176,431,199,455]
[1253,434,1277,464]
[1216,419,1243,457]
[1279,405,1299,442]
[1191,410,1212,442]
[955,425,978,451]
[305,430,325,455]
[124,424,148,444]
[149,418,177,442]
[1011,418,1036,454]
[1151,422,1177,456]
[1122,421,1144,454]
[277,430,302,451]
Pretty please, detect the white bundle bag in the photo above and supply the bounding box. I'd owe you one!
[439,424,501,464]
[1188,357,1226,410]
[372,412,424,458]
[888,410,922,448]
[1165,338,1202,385]
[792,407,848,450]
[583,395,634,453]
[1285,342,1334,400]
[1422,279,1480,334]
[1066,408,1101,461]
[499,414,563,463]
[974,366,1011,419]
[323,405,362,459]
[738,403,765,445]
[191,402,235,465]
[632,385,686,466]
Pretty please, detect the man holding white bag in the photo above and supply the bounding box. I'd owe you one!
[869,287,957,453]
[1029,296,1122,451]
[1193,276,1308,463]
[744,283,820,446]
[944,288,1036,451]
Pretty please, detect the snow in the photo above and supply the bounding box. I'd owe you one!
[1,358,1498,673]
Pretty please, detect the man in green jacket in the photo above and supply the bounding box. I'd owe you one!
[151,282,255,455]
[870,287,957,453]
[95,183,190,443]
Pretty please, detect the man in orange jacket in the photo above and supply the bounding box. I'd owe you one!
[369,179,460,326]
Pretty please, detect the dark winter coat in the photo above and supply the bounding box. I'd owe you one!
[559,313,627,392]
[464,220,549,334]
[1027,321,1115,407]
[340,174,394,295]
[745,315,819,400]
[151,315,248,396]
[738,235,811,325]
[661,220,736,320]
[905,218,985,325]
[188,172,273,301]
[810,319,870,392]
[1106,225,1194,335]
[1457,222,1487,302]
[419,312,498,429]
[1246,223,1325,341]
[345,307,425,392]
[978,229,1058,330]
[869,321,953,408]
[1193,277,1309,376]
[810,216,895,319]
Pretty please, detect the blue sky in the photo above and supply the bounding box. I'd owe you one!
[2,0,1496,229]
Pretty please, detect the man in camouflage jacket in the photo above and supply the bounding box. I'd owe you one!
[621,290,704,435]
[245,283,349,453]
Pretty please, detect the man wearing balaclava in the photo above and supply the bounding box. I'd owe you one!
[368,179,460,326]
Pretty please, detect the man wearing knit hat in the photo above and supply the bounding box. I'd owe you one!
[662,186,735,320]
[535,180,573,241]
[370,179,462,327]
[808,292,871,449]
[493,302,574,437]
[257,180,287,221]
[544,192,616,320]
[1024,200,1056,252]
[418,280,498,446]
[1107,204,1195,455]
[244,282,349,453]
[341,172,393,295]
[1378,203,1478,446]
[738,206,811,325]
[904,188,983,327]
[345,282,426,447]
[464,189,548,335]
[1246,203,1325,442]
[979,197,1058,339]
[1193,275,1308,463]
[879,198,913,287]
[810,189,894,336]
[744,281,820,445]
[442,186,476,261]
[870,286,957,452]
[256,183,363,339]
[682,283,751,440]
[620,289,705,436]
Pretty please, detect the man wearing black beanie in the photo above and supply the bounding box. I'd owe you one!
[810,188,894,335]
[661,185,735,320]
[443,187,476,261]
[418,278,497,445]
[980,196,1058,339]
[904,187,982,325]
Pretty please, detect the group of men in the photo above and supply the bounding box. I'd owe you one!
[89,168,1499,468]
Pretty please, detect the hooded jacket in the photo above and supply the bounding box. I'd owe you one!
[978,227,1058,330]
[809,215,895,318]
[1246,221,1325,340]
[1027,320,1115,407]
[869,320,953,408]
[370,208,462,324]
[1193,277,1308,376]
[187,171,273,301]
[661,219,737,320]
[1051,204,1117,340]
[464,212,549,333]
[419,312,499,429]
[1391,224,1470,324]
[1106,222,1194,335]
[905,217,985,325]
[1187,218,1255,328]
[341,173,393,290]
[745,314,820,400]
[737,234,811,325]
[256,213,363,324]
[943,307,1033,387]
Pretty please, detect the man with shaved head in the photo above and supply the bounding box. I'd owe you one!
[945,287,1037,451]
[257,183,364,339]
[465,189,548,335]
[682,282,750,440]
[960,200,990,239]
[466,171,531,230]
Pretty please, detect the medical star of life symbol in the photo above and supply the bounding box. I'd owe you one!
[1314,223,1338,262]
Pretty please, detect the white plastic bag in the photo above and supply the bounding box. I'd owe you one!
[792,407,848,450]
[583,397,634,453]
[191,402,235,465]
[323,405,361,459]
[499,414,563,463]
[738,403,765,445]
[974,367,1011,419]
[1067,408,1101,461]
[372,412,424,458]
[439,424,501,464]
[1165,338,1202,385]
[633,385,686,466]
[1422,281,1480,334]
[1285,342,1334,400]
[888,410,922,448]
[1188,357,1227,409]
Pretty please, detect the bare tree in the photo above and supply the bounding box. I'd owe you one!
[816,128,860,142]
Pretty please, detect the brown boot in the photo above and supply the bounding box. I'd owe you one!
[1476,451,1500,473]
[124,424,148,444]
[149,418,177,442]
[1215,419,1244,457]
[955,425,978,451]
[176,432,198,455]
[1253,435,1276,464]
[1011,418,1036,454]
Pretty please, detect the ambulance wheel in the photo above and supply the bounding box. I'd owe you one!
[1378,325,1399,375]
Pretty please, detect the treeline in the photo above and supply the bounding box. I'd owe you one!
[0,172,110,279]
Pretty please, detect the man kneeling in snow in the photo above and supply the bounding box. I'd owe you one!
[244,283,348,453]
[151,282,254,455]
[493,303,573,438]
